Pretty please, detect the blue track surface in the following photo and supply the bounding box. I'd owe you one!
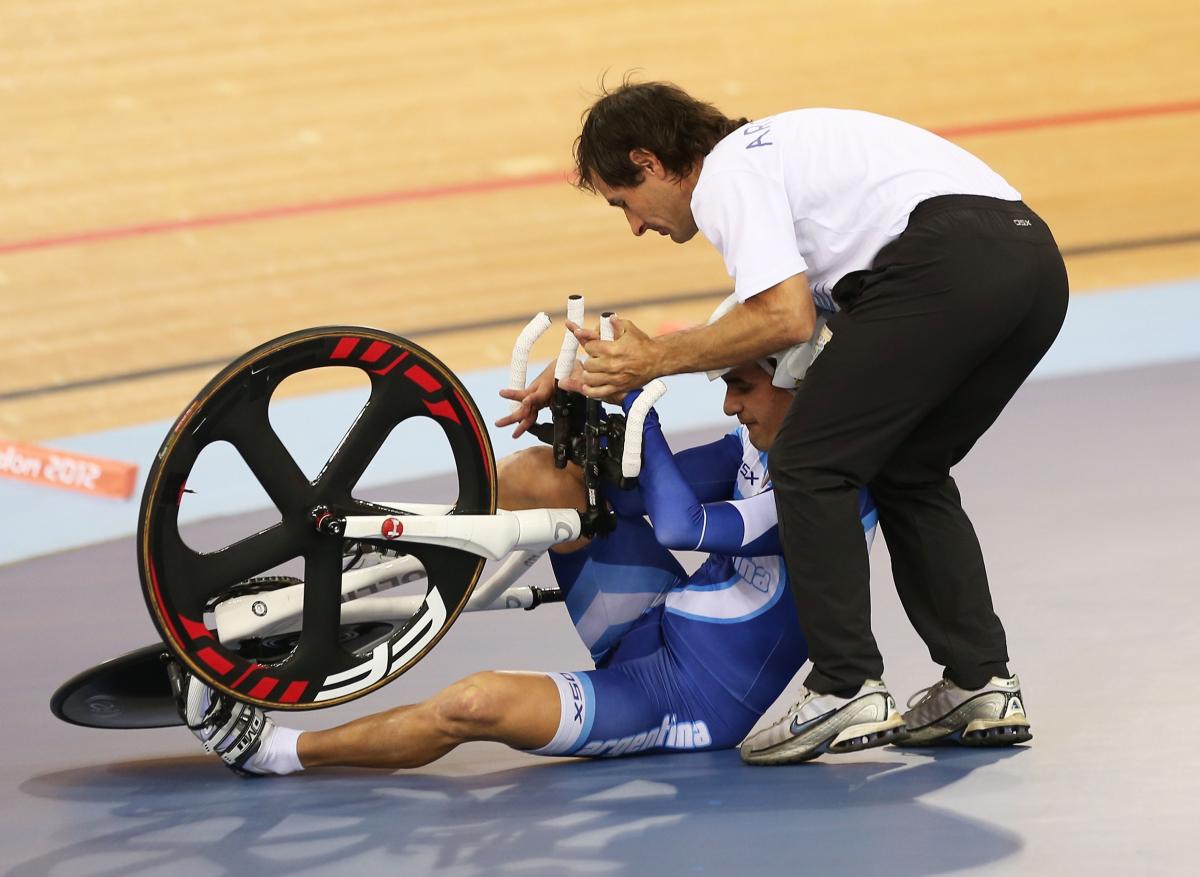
[2,355,1199,875]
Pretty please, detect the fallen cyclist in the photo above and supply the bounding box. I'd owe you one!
[172,352,877,775]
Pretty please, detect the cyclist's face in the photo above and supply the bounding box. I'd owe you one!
[721,364,793,451]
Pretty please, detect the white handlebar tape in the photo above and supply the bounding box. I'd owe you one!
[554,294,585,381]
[509,312,552,412]
[600,311,615,342]
[622,379,667,478]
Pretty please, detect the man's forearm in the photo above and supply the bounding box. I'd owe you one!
[655,275,816,375]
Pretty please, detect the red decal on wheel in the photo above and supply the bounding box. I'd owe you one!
[179,614,214,640]
[197,647,234,675]
[361,340,390,363]
[249,677,278,700]
[381,517,404,539]
[405,364,442,392]
[456,388,492,482]
[371,350,410,376]
[280,681,308,704]
[423,399,460,423]
[230,664,262,690]
[147,561,182,645]
[331,337,359,360]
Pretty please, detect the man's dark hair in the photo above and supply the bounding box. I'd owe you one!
[573,79,748,192]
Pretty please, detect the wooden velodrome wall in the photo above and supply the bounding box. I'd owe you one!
[1,0,1198,441]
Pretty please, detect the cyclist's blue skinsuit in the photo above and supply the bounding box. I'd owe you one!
[531,393,877,757]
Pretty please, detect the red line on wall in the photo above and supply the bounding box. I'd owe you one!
[2,99,1197,257]
[935,98,1200,138]
[0,171,569,256]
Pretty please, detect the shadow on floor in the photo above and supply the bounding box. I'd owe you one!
[16,746,1027,875]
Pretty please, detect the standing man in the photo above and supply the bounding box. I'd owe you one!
[506,80,1067,763]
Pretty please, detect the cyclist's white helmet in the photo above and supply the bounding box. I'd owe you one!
[704,293,832,389]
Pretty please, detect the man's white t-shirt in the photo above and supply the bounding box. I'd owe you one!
[689,109,1022,308]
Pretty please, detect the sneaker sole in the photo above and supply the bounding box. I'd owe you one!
[896,716,1032,748]
[829,717,910,753]
[961,717,1033,746]
[742,710,908,765]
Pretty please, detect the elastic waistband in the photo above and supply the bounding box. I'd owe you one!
[909,194,1028,221]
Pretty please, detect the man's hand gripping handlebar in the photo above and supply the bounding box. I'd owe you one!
[498,295,667,538]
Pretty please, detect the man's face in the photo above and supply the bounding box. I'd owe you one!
[591,162,699,244]
[721,363,793,451]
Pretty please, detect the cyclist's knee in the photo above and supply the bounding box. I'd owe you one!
[497,446,583,511]
[432,672,508,739]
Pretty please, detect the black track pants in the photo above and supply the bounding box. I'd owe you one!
[771,195,1069,693]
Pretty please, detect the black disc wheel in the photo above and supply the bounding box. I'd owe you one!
[137,326,496,710]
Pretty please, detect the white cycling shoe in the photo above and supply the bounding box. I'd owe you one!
[167,662,276,776]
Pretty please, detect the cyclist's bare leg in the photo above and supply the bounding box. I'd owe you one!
[298,670,561,769]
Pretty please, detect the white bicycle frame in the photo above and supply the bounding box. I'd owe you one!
[213,296,667,648]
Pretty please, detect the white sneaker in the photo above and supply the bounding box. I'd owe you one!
[167,662,275,776]
[897,674,1032,747]
[739,680,907,765]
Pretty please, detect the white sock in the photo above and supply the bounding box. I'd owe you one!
[245,724,304,776]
